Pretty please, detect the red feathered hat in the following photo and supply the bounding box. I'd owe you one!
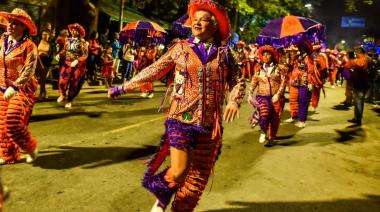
[68,23,86,38]
[257,45,279,63]
[0,8,37,36]
[186,0,230,41]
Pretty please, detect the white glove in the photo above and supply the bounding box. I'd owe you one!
[3,86,16,100]
[272,94,279,103]
[307,84,313,91]
[70,59,79,67]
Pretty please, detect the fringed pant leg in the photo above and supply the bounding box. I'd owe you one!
[143,119,200,210]
[256,96,273,134]
[0,93,36,163]
[298,86,312,122]
[310,86,321,109]
[67,63,86,102]
[58,62,73,97]
[289,85,299,119]
[171,131,220,212]
[268,97,285,139]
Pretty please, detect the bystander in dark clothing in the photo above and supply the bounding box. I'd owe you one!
[345,47,370,125]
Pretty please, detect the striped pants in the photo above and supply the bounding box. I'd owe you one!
[143,119,221,211]
[289,85,299,119]
[311,86,321,109]
[289,85,312,122]
[257,96,285,139]
[0,92,37,163]
[59,61,86,102]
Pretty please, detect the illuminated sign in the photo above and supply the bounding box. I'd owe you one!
[341,17,365,28]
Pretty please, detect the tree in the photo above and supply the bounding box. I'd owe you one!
[345,0,378,12]
[236,0,307,42]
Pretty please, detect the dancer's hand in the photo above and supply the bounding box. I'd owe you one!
[3,86,16,100]
[307,84,313,91]
[272,94,279,103]
[70,59,78,67]
[108,86,124,99]
[223,103,239,123]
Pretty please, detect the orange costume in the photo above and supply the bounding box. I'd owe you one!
[288,40,317,124]
[0,8,38,164]
[326,49,340,86]
[310,47,328,110]
[57,23,88,107]
[249,46,287,143]
[109,1,245,210]
[236,41,251,79]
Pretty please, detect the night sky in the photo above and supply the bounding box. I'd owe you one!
[308,0,380,48]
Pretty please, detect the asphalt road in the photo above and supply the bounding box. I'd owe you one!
[2,81,380,212]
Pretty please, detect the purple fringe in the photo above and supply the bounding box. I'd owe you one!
[119,30,167,46]
[257,25,326,48]
[257,96,274,133]
[142,167,176,209]
[248,95,260,128]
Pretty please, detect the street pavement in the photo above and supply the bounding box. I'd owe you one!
[2,81,380,212]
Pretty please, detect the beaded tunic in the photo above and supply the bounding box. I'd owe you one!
[0,35,37,90]
[124,39,245,129]
[250,63,286,97]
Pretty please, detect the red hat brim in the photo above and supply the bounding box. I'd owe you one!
[0,12,37,36]
[186,0,230,41]
[68,23,86,37]
[257,45,279,63]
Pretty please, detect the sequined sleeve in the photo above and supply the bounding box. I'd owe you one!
[13,41,37,88]
[249,64,259,96]
[226,48,246,107]
[275,65,287,97]
[78,40,88,62]
[123,43,180,91]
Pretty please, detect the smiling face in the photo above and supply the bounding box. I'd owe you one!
[191,10,217,41]
[7,19,26,38]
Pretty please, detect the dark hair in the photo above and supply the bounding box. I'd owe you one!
[297,40,313,55]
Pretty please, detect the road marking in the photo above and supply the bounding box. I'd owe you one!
[35,116,165,152]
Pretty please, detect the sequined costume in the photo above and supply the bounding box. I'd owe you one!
[310,51,328,110]
[58,34,88,102]
[111,37,245,211]
[288,54,316,122]
[249,62,286,140]
[0,34,38,163]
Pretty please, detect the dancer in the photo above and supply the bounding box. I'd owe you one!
[236,41,251,80]
[108,0,245,211]
[0,8,39,164]
[286,40,317,128]
[310,44,328,113]
[249,45,286,146]
[56,23,88,109]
